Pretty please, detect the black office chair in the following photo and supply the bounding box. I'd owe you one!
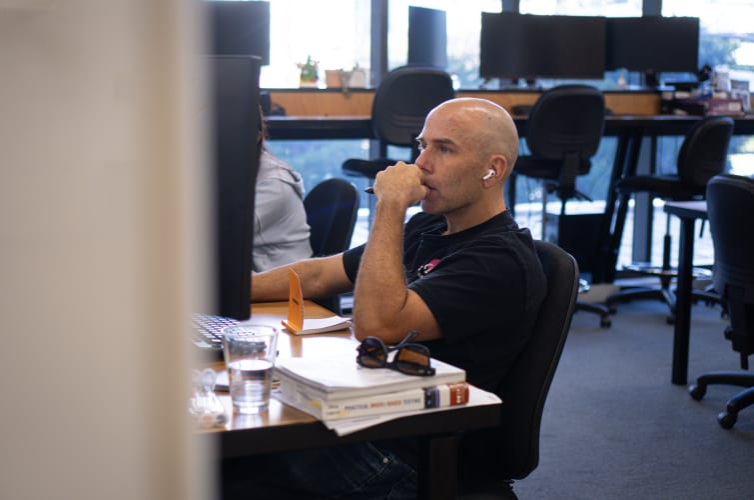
[458,240,579,499]
[507,84,605,225]
[507,85,606,327]
[303,178,360,314]
[605,116,734,320]
[304,177,360,257]
[342,66,455,183]
[689,174,754,429]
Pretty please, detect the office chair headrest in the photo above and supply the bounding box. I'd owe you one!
[371,67,455,147]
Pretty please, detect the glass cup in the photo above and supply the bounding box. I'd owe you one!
[222,324,279,414]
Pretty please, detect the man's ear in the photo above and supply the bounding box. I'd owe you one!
[487,154,509,182]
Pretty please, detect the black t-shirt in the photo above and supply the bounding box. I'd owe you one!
[342,210,546,394]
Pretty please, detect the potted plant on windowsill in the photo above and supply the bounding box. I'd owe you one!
[298,55,319,88]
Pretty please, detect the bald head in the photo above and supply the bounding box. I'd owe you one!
[426,98,519,178]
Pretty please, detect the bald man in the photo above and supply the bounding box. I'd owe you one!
[224,98,546,500]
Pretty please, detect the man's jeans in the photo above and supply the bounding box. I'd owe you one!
[222,442,417,499]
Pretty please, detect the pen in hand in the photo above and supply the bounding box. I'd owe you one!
[364,187,374,194]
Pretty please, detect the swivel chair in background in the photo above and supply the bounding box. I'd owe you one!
[507,85,607,327]
[605,116,734,321]
[303,177,360,314]
[689,174,754,429]
[304,178,360,258]
[507,84,605,231]
[342,66,455,226]
[458,240,578,499]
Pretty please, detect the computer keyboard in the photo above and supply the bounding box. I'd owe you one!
[191,313,238,359]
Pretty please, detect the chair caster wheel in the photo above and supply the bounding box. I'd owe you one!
[718,411,737,429]
[688,383,706,400]
[600,318,612,328]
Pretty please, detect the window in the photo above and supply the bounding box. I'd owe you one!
[258,0,754,260]
[662,0,754,176]
[663,0,754,89]
[387,0,502,89]
[261,0,371,88]
[519,0,642,16]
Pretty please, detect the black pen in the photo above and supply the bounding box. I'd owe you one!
[364,187,375,194]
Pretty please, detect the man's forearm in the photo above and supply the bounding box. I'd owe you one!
[251,255,351,302]
[352,198,410,340]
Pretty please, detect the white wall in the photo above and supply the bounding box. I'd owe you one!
[0,1,210,498]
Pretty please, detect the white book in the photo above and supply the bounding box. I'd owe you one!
[281,315,352,335]
[274,355,466,402]
[278,379,470,420]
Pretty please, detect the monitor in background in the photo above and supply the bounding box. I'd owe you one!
[605,16,700,86]
[207,1,271,66]
[208,55,260,320]
[480,13,606,82]
[408,6,447,69]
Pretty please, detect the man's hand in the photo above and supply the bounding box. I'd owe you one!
[371,161,428,207]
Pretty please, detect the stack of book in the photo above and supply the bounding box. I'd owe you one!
[274,355,469,421]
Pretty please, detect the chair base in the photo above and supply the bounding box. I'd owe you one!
[575,301,612,328]
[606,287,676,323]
[575,282,618,328]
[688,371,754,429]
[605,282,722,325]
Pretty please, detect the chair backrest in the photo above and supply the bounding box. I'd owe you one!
[525,84,605,163]
[677,116,734,188]
[459,240,579,490]
[707,174,754,364]
[371,66,455,157]
[303,178,360,257]
[522,84,605,202]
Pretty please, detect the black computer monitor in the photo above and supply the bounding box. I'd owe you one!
[480,13,606,81]
[407,6,447,69]
[207,1,271,66]
[605,16,699,84]
[207,55,260,320]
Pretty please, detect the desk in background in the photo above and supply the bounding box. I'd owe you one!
[595,115,754,284]
[264,88,663,120]
[262,86,661,139]
[197,300,501,500]
[663,201,708,386]
[265,113,754,141]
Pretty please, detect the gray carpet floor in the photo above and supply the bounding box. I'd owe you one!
[513,297,754,500]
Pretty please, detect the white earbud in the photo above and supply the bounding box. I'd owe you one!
[482,169,495,181]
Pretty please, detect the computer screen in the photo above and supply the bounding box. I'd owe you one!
[207,1,271,66]
[479,13,606,81]
[605,16,699,75]
[208,55,260,320]
[408,6,447,69]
